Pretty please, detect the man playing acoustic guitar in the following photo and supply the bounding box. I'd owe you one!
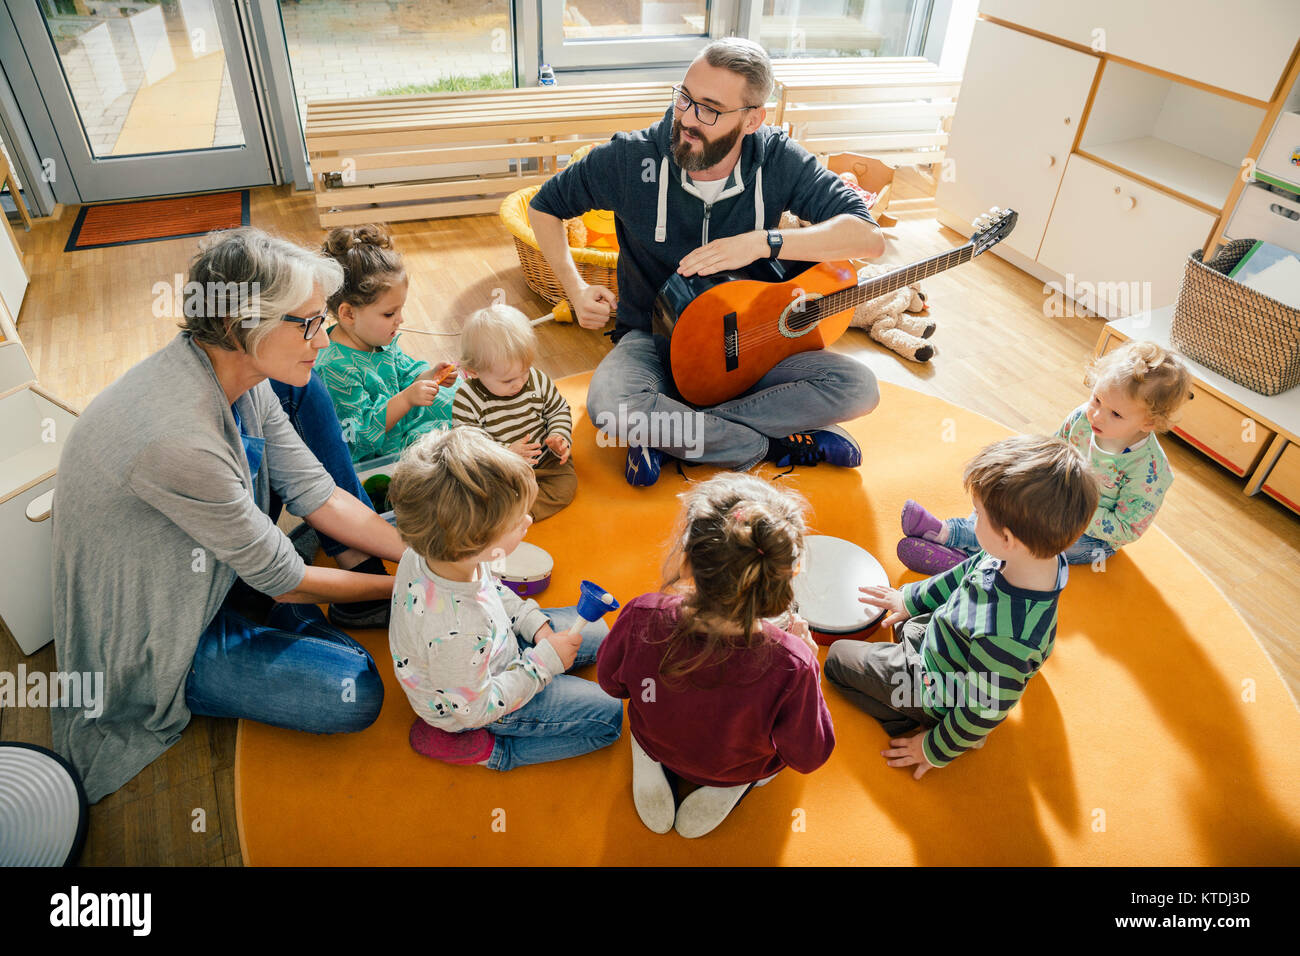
[529,37,885,486]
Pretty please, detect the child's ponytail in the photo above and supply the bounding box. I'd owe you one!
[657,475,807,684]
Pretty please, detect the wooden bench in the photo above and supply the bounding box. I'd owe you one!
[305,84,676,228]
[772,57,960,170]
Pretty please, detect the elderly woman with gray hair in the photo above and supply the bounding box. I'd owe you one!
[52,227,402,803]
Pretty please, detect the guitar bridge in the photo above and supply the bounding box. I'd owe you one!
[723,312,738,371]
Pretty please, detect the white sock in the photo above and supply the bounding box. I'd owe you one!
[674,782,751,839]
[630,737,675,834]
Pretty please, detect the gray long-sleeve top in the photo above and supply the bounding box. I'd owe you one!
[51,332,336,803]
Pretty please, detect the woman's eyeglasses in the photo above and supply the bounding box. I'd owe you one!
[672,86,758,127]
[282,309,329,340]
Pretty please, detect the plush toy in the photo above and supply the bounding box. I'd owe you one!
[777,211,936,363]
[851,262,935,363]
[565,217,588,248]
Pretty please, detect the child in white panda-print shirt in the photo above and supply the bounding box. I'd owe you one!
[385,426,622,770]
[390,550,558,730]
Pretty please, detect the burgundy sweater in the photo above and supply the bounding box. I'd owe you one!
[597,593,835,787]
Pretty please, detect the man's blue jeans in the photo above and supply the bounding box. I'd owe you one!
[268,371,375,558]
[484,607,624,771]
[946,512,1116,566]
[586,330,880,470]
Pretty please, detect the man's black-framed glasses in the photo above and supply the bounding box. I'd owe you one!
[282,308,329,340]
[672,86,757,127]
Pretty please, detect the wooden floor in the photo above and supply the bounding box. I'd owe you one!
[4,169,1298,865]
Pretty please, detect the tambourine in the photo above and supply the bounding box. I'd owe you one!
[497,542,554,597]
[791,535,890,643]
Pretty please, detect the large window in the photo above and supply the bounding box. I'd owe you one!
[278,0,513,135]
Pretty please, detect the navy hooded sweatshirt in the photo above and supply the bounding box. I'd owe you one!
[529,106,876,343]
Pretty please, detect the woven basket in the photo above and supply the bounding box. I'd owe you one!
[499,184,619,311]
[1171,239,1300,396]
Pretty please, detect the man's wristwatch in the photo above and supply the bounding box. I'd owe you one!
[766,229,783,260]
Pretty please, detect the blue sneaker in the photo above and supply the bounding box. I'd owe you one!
[768,425,862,469]
[625,444,665,486]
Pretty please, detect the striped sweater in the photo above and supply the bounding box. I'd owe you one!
[901,550,1068,768]
[452,367,572,466]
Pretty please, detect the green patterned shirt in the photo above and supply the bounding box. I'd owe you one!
[314,333,457,462]
[902,550,1067,768]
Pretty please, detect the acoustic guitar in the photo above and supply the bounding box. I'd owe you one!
[652,207,1018,406]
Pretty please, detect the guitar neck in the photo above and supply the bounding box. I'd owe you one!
[808,243,976,321]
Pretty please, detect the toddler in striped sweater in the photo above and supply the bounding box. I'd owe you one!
[452,304,576,520]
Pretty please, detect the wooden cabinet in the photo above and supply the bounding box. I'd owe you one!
[1261,441,1300,515]
[1038,155,1218,314]
[979,0,1300,102]
[934,20,1097,260]
[939,5,1299,321]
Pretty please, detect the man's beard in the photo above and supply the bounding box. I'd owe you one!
[671,117,742,172]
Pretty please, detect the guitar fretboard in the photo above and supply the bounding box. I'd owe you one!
[793,243,976,329]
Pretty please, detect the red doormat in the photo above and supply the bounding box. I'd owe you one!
[64,190,249,251]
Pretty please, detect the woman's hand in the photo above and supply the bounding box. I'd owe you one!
[858,585,910,628]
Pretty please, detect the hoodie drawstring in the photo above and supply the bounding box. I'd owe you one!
[654,157,669,243]
[754,166,765,231]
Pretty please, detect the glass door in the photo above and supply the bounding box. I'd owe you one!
[4,0,273,202]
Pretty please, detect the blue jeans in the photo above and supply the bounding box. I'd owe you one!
[185,591,384,732]
[946,512,1116,566]
[269,371,374,558]
[586,329,880,470]
[484,607,623,771]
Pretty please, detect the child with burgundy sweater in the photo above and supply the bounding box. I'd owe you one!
[597,474,834,838]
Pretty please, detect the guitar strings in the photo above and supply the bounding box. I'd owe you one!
[728,247,973,351]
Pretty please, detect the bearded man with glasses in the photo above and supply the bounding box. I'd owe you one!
[530,37,885,486]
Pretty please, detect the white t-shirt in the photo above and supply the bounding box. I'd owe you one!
[691,176,728,204]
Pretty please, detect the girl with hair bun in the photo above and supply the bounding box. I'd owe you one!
[315,224,459,463]
[900,340,1192,573]
[597,473,834,838]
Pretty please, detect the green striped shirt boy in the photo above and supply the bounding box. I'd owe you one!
[901,550,1067,768]
[452,368,572,466]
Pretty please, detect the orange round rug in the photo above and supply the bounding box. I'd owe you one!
[236,377,1300,865]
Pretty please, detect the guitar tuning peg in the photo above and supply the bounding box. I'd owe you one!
[989,206,1001,214]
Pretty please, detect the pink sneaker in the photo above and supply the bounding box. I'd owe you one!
[409,718,495,765]
[900,499,945,541]
[897,536,967,575]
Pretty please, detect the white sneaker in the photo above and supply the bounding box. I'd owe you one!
[630,737,675,834]
[673,782,751,839]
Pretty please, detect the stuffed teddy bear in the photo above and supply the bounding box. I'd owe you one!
[850,262,935,363]
[777,210,936,363]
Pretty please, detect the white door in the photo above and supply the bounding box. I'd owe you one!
[935,19,1097,259]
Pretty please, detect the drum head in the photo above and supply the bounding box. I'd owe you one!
[499,542,554,579]
[793,535,890,637]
